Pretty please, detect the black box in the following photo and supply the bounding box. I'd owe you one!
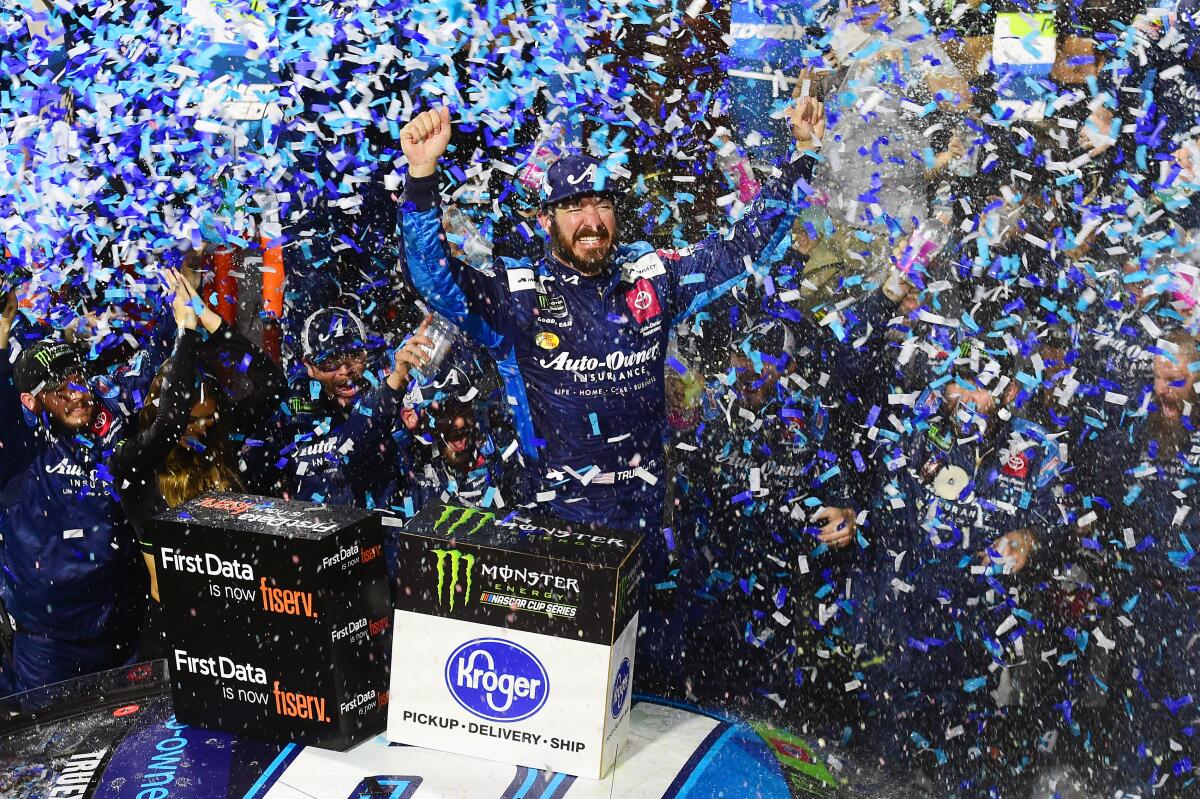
[386,503,643,645]
[150,492,390,750]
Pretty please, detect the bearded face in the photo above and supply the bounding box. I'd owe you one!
[543,194,618,276]
[944,381,998,437]
[32,373,98,435]
[1149,351,1199,458]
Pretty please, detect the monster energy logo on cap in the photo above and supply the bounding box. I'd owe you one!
[33,348,57,369]
[15,341,87,395]
[433,505,496,537]
[432,549,475,610]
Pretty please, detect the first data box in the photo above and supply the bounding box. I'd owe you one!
[386,503,643,779]
[151,492,391,750]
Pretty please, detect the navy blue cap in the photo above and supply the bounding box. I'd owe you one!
[301,306,370,362]
[539,154,619,208]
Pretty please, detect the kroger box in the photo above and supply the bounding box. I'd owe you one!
[151,492,391,750]
[385,503,643,778]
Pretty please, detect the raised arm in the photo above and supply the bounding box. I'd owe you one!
[0,289,34,487]
[280,325,435,502]
[107,270,204,493]
[397,108,508,347]
[981,426,1069,575]
[666,96,826,321]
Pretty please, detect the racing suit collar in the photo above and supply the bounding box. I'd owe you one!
[543,248,617,285]
[542,244,646,291]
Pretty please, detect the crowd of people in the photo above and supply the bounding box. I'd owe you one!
[2,0,1200,796]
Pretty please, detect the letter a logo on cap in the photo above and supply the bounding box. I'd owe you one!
[565,163,597,186]
[625,279,661,324]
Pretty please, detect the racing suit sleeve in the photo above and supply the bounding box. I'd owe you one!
[336,381,405,496]
[975,430,1069,573]
[814,444,854,512]
[397,173,509,345]
[665,154,818,322]
[0,346,35,489]
[107,329,201,549]
[1013,474,1062,548]
[823,287,900,394]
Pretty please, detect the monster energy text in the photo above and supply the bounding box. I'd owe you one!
[479,563,580,601]
[432,549,475,610]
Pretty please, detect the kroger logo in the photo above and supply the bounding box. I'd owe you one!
[611,658,630,719]
[445,638,549,723]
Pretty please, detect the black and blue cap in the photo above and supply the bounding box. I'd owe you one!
[539,154,621,208]
[14,340,88,395]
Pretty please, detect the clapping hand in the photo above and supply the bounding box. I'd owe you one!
[1080,106,1115,158]
[165,268,198,332]
[0,288,18,350]
[165,267,222,334]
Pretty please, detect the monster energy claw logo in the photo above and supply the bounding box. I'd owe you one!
[433,505,496,536]
[432,549,475,610]
[33,349,56,369]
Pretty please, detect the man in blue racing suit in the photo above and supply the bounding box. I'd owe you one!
[396,102,824,530]
[252,307,430,509]
[0,291,148,691]
[857,347,1067,792]
[1081,328,1200,796]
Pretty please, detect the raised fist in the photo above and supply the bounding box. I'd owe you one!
[401,108,452,179]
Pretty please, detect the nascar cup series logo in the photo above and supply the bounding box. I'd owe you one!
[445,638,549,723]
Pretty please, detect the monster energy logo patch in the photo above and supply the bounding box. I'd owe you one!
[927,423,953,452]
[34,348,59,369]
[433,505,496,537]
[432,548,475,609]
[537,294,569,318]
